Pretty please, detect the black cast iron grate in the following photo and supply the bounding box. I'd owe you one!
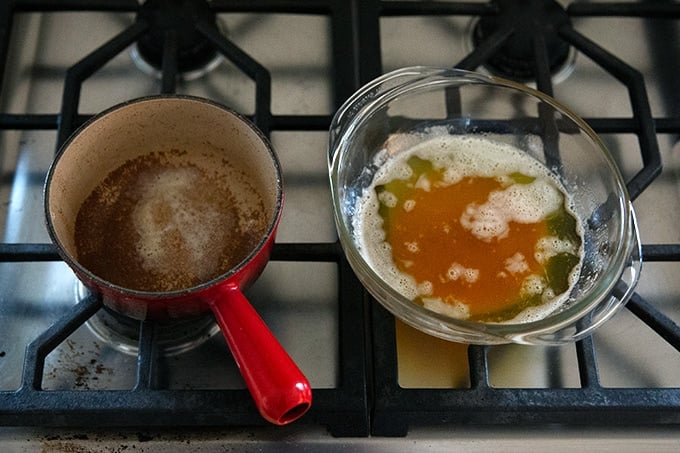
[365,0,680,436]
[1,0,680,439]
[0,0,369,437]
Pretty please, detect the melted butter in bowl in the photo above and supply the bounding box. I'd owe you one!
[353,134,583,324]
[329,66,641,345]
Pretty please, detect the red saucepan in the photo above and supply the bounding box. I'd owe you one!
[44,95,312,425]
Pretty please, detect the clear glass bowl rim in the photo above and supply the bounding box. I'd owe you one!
[328,66,641,344]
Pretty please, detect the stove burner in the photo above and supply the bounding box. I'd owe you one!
[76,283,220,356]
[471,0,574,82]
[131,0,223,80]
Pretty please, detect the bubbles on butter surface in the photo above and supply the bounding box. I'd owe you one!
[460,177,563,242]
[377,190,398,208]
[447,262,479,283]
[521,274,547,296]
[535,236,579,264]
[422,297,470,319]
[505,252,529,274]
[353,134,583,324]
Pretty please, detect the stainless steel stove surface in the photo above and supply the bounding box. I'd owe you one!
[2,0,680,451]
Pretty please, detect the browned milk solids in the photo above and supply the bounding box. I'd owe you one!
[75,150,267,292]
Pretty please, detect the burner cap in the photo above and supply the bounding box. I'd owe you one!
[133,0,222,78]
[472,0,572,82]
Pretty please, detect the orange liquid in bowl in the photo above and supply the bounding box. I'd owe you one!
[356,135,583,323]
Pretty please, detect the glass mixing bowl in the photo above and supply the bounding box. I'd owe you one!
[328,66,641,345]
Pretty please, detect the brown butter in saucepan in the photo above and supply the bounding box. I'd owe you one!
[74,150,267,292]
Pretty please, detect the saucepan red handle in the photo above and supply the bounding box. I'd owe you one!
[209,284,312,425]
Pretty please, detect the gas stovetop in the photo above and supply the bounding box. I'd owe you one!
[2,0,680,450]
